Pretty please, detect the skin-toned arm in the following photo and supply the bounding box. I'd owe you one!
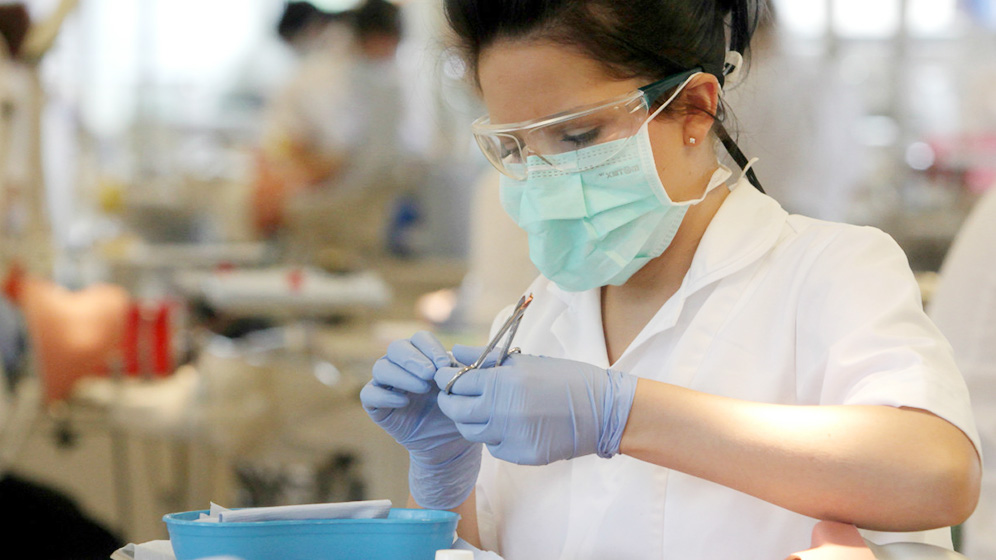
[621,379,981,531]
[408,491,481,547]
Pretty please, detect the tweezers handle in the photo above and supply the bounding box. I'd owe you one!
[444,294,532,394]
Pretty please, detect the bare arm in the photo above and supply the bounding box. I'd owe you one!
[621,379,981,531]
[407,491,481,548]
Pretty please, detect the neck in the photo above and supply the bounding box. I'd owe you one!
[615,166,728,295]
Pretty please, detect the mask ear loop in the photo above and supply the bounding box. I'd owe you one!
[714,120,765,193]
[722,51,745,90]
[738,157,760,185]
[714,50,765,193]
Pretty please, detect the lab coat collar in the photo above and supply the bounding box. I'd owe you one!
[548,177,787,367]
[684,176,787,293]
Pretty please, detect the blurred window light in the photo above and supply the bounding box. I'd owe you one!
[150,0,271,85]
[905,142,936,171]
[908,0,958,36]
[773,0,959,39]
[834,0,901,39]
[311,0,362,11]
[772,0,828,38]
[857,115,901,147]
[311,0,404,11]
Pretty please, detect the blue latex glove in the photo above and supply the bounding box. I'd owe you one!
[360,332,482,509]
[435,345,639,466]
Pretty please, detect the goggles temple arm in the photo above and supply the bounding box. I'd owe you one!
[638,68,703,107]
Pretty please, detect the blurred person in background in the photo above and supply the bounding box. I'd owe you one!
[253,0,417,267]
[724,2,866,222]
[928,186,996,560]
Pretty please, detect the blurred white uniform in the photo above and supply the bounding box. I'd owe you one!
[476,178,979,560]
[928,187,996,560]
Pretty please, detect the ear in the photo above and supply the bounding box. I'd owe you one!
[680,74,721,147]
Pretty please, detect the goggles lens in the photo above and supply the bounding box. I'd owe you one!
[472,69,699,180]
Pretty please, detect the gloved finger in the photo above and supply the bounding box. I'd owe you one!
[409,330,453,371]
[451,344,499,368]
[360,381,410,414]
[371,357,432,394]
[453,417,501,446]
[382,341,439,387]
[486,442,543,466]
[437,381,495,425]
[434,365,489,396]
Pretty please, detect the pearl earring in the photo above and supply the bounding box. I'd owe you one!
[688,137,697,145]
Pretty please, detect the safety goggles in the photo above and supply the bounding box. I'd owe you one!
[471,68,701,181]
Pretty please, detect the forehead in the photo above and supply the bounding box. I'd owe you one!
[477,39,640,126]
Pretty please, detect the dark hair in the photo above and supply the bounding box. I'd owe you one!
[445,0,761,86]
[444,0,766,191]
[352,0,402,40]
[0,4,30,58]
[278,2,332,43]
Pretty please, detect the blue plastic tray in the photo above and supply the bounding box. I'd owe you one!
[164,508,459,560]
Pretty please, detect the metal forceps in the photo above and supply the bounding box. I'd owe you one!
[444,293,534,394]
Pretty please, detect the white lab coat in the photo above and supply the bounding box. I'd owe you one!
[928,187,996,560]
[476,178,981,560]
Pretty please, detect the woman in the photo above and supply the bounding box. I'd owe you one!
[361,1,981,558]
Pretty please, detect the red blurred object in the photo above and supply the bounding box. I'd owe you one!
[122,302,142,376]
[2,261,26,303]
[152,301,174,376]
[122,299,178,377]
[288,268,305,292]
[925,134,996,194]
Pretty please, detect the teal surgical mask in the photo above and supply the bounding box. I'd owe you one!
[499,127,732,292]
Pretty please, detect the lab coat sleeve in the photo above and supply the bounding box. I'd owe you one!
[795,225,981,455]
[928,189,996,560]
[929,189,996,455]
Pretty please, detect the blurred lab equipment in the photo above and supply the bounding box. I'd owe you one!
[0,0,79,276]
[174,266,390,321]
[724,7,867,222]
[928,185,996,560]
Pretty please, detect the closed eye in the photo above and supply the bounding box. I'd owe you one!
[560,126,602,148]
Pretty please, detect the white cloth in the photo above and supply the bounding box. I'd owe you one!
[928,187,996,560]
[474,178,980,560]
[213,499,392,523]
[110,540,177,560]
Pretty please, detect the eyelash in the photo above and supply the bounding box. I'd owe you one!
[561,127,600,147]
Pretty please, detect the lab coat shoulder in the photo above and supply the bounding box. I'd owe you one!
[782,216,979,453]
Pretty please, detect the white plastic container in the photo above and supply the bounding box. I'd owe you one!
[435,550,474,560]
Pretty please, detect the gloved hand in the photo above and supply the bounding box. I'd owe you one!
[360,331,481,509]
[435,345,639,466]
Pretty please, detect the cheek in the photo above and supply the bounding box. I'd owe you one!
[646,119,685,176]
